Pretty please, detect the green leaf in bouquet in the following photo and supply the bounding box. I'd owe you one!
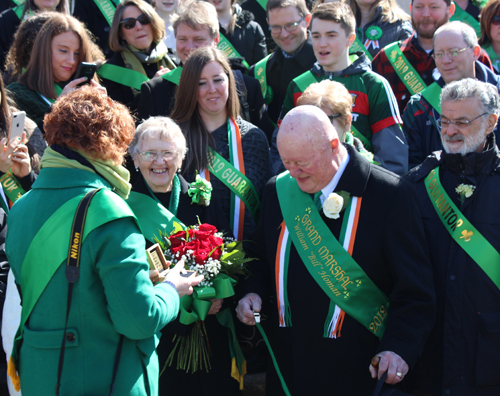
[171,221,184,235]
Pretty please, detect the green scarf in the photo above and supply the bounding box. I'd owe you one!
[121,41,175,95]
[39,147,131,199]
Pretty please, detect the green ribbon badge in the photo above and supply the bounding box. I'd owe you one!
[366,26,383,41]
[188,174,212,206]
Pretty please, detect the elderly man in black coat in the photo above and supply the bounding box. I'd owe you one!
[404,78,500,396]
[236,105,435,395]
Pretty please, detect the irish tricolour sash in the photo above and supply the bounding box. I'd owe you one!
[425,167,500,289]
[385,41,427,96]
[201,118,261,240]
[275,172,389,339]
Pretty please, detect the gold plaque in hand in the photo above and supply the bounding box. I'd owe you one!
[146,244,170,282]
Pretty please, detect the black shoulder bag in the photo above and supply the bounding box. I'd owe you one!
[55,189,124,396]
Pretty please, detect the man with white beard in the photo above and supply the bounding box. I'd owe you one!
[404,78,500,396]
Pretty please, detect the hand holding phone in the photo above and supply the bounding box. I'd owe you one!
[8,111,25,145]
[74,62,97,86]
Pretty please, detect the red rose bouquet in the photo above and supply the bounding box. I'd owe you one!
[155,223,251,377]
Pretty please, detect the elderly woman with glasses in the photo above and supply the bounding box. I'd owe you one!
[127,116,240,396]
[480,0,500,74]
[98,0,176,113]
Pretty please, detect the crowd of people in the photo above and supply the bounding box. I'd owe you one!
[0,0,499,395]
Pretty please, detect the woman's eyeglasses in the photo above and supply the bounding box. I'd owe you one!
[139,150,177,162]
[492,15,500,26]
[120,13,150,30]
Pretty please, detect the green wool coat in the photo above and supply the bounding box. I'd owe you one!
[6,167,180,396]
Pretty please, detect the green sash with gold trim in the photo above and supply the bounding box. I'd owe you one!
[217,34,250,69]
[425,167,500,289]
[254,54,272,103]
[207,149,261,222]
[94,0,122,26]
[0,171,26,207]
[276,171,389,338]
[421,82,442,114]
[385,41,427,96]
[450,2,481,38]
[350,37,373,61]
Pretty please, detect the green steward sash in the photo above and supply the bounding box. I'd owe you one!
[425,167,500,289]
[207,148,261,223]
[293,71,374,152]
[276,172,389,338]
[10,189,138,374]
[217,34,250,69]
[94,0,122,26]
[385,41,427,96]
[11,0,24,5]
[126,191,185,243]
[255,0,266,10]
[421,82,442,114]
[254,54,272,102]
[161,67,182,85]
[13,4,24,19]
[0,171,26,208]
[350,37,373,61]
[450,2,481,38]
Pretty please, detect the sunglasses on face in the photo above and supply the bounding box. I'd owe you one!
[492,15,500,26]
[120,13,150,30]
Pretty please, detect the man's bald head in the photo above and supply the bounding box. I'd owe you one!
[277,106,345,193]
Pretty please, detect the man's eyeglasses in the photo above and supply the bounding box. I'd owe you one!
[139,150,177,162]
[436,113,488,129]
[269,15,306,35]
[491,14,500,26]
[328,114,342,124]
[433,47,471,59]
[120,13,150,30]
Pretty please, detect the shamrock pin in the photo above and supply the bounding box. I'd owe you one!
[460,230,473,242]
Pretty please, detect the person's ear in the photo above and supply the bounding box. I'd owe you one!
[486,113,498,134]
[473,45,481,61]
[213,34,220,46]
[448,2,456,18]
[332,139,339,150]
[305,13,312,28]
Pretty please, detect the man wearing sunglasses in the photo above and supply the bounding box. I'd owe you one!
[402,21,500,170]
[137,0,268,134]
[248,0,316,137]
[404,77,500,396]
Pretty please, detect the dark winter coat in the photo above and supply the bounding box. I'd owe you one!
[403,133,500,396]
[243,144,435,395]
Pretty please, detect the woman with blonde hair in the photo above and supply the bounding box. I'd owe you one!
[340,0,412,59]
[7,13,104,133]
[99,0,176,113]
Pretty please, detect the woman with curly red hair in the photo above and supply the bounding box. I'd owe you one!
[5,86,202,396]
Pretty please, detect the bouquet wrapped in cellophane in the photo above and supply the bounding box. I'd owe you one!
[154,222,252,380]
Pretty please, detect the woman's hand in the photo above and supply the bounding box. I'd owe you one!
[165,260,204,297]
[208,298,223,315]
[10,143,31,178]
[0,131,28,174]
[60,78,108,97]
[153,65,171,79]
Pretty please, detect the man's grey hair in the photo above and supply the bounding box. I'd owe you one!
[129,116,188,160]
[441,78,500,117]
[433,21,478,48]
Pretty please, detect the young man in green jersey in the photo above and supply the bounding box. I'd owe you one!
[272,2,408,176]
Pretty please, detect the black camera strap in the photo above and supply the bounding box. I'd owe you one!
[55,189,124,396]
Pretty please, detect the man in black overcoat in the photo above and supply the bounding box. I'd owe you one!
[236,105,435,395]
[404,78,500,396]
